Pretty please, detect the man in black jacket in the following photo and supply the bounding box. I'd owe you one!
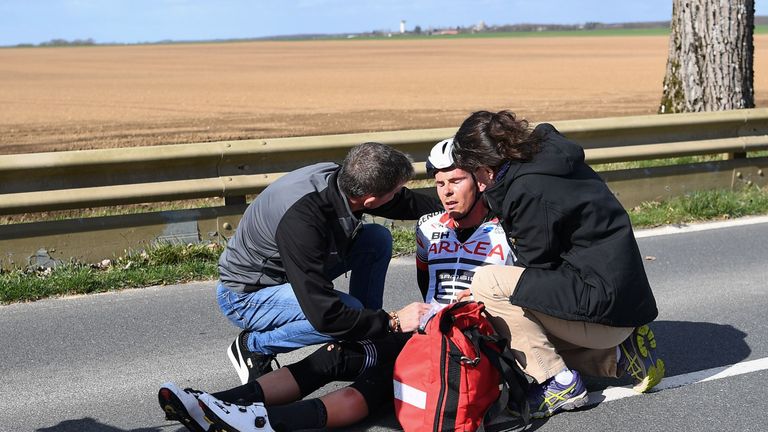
[217,142,439,384]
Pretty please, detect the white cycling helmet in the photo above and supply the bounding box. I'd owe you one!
[426,138,455,177]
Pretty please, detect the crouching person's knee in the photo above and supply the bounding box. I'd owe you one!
[471,265,524,301]
[471,265,503,301]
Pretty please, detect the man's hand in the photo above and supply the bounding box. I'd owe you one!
[396,302,433,333]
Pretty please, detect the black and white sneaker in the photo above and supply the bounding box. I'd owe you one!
[227,330,277,384]
[158,382,210,432]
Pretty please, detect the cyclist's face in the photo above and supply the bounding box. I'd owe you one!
[434,168,476,219]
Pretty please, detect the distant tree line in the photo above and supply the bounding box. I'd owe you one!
[16,38,96,47]
[485,21,671,32]
[39,38,96,46]
[390,15,763,37]
[387,20,674,37]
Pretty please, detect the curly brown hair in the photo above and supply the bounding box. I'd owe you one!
[452,110,541,172]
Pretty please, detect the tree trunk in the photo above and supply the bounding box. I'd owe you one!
[659,0,755,113]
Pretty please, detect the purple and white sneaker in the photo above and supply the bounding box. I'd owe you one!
[527,369,588,418]
[619,324,665,393]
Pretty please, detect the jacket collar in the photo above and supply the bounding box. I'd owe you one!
[327,169,363,239]
[483,162,522,217]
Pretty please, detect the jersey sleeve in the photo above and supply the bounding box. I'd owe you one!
[415,215,431,272]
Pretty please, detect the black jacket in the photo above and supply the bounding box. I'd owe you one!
[483,124,658,327]
[219,163,441,340]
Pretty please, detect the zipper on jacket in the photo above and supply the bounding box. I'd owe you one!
[433,334,448,431]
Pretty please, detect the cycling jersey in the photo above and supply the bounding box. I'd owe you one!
[416,211,517,304]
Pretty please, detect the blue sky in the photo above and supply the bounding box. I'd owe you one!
[0,0,765,46]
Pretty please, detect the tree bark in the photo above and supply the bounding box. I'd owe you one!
[659,0,755,113]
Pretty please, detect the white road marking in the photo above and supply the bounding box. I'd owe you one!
[588,356,768,405]
[488,357,768,426]
[634,215,768,238]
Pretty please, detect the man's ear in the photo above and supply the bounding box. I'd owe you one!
[474,167,495,192]
[361,194,378,209]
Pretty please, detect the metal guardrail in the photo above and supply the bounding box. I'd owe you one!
[1,109,767,268]
[2,108,768,215]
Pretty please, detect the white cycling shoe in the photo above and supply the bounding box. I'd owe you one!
[197,392,275,432]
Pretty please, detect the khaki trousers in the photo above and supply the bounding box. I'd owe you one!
[471,265,633,383]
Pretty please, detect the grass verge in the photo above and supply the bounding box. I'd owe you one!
[629,186,768,227]
[0,243,221,304]
[2,186,767,304]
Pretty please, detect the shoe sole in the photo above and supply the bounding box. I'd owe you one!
[630,325,666,393]
[158,388,209,432]
[531,391,589,419]
[227,339,250,385]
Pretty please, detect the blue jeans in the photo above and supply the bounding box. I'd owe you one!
[217,223,392,355]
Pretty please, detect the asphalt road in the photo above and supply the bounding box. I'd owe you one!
[1,217,767,432]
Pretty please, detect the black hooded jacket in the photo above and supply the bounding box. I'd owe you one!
[482,124,658,327]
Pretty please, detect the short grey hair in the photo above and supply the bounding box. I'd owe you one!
[338,142,415,198]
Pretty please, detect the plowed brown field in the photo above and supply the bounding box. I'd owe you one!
[1,35,766,155]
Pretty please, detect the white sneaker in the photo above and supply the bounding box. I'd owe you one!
[197,392,275,432]
[158,382,209,432]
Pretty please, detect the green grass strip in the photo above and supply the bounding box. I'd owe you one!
[0,243,220,303]
[629,186,768,227]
